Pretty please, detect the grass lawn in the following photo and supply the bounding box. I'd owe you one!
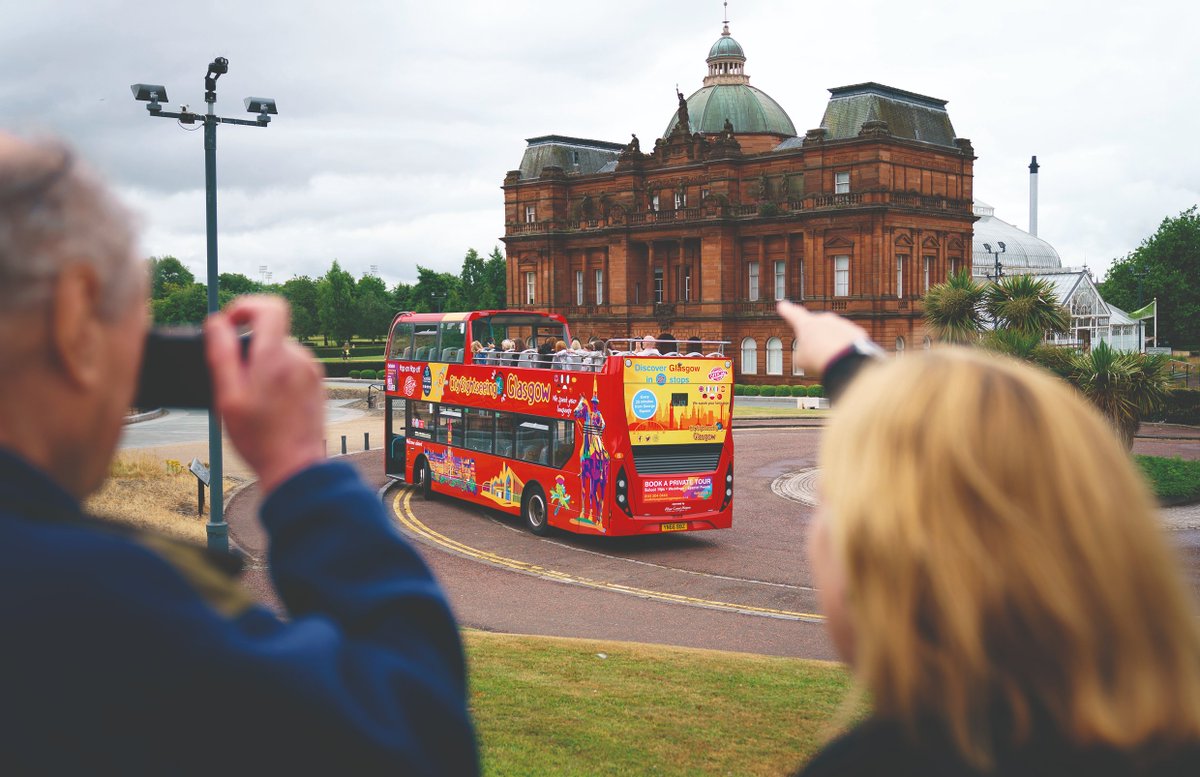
[1135,455,1200,505]
[466,631,857,776]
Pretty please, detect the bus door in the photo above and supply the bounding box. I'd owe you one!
[385,397,407,478]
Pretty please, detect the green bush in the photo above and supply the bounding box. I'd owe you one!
[348,370,361,380]
[760,386,776,397]
[360,369,377,380]
[733,384,746,396]
[744,385,761,396]
[1153,388,1200,425]
[807,384,824,398]
[1135,455,1200,504]
[790,385,807,397]
[322,361,387,378]
[307,344,388,358]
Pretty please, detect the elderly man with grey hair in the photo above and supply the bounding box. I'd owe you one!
[0,135,477,774]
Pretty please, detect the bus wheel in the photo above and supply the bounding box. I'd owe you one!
[522,484,549,536]
[419,458,433,501]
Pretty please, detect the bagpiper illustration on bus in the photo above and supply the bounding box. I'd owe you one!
[573,383,609,532]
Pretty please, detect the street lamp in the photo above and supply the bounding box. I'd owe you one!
[430,292,447,313]
[131,57,278,554]
[983,241,1006,283]
[1135,267,1150,352]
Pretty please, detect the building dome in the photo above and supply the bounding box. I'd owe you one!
[663,21,796,138]
[971,200,1062,273]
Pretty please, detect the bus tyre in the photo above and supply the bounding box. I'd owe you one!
[419,458,433,501]
[522,484,549,536]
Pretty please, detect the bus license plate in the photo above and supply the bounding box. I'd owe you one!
[660,522,689,532]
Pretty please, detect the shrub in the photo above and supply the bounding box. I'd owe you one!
[322,361,386,378]
[348,370,361,380]
[361,369,377,380]
[744,385,762,396]
[1135,455,1200,504]
[760,385,776,397]
[807,384,824,398]
[733,384,746,396]
[1153,388,1200,426]
[790,385,807,397]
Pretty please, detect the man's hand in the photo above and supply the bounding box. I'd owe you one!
[205,296,326,495]
[777,299,868,375]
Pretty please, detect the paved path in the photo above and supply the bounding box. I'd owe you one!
[119,400,363,450]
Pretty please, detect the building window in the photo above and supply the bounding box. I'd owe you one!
[949,258,958,276]
[595,269,604,305]
[524,205,536,224]
[798,260,805,301]
[835,171,850,194]
[895,336,906,353]
[634,282,640,304]
[524,271,536,304]
[792,339,805,376]
[575,270,584,306]
[740,337,758,375]
[571,150,580,165]
[834,255,849,297]
[674,191,687,209]
[651,194,660,212]
[923,336,932,350]
[683,266,692,302]
[748,261,760,301]
[923,256,933,293]
[774,260,786,301]
[896,255,905,299]
[766,337,783,375]
[654,267,664,303]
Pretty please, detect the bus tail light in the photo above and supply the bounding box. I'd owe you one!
[615,466,633,518]
[720,463,733,511]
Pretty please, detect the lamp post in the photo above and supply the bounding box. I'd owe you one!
[982,241,1006,331]
[1135,267,1150,352]
[431,292,447,313]
[131,59,278,554]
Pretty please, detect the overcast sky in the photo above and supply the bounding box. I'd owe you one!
[4,0,1197,287]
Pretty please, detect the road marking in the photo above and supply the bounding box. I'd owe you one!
[390,487,825,623]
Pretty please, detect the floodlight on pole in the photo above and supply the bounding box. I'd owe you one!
[130,57,277,554]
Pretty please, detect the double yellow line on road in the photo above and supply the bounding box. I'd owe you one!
[390,487,824,623]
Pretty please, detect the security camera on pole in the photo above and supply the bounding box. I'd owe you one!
[131,59,278,553]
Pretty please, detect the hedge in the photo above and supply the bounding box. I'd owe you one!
[305,344,388,358]
[1150,388,1200,426]
[361,369,377,380]
[760,386,777,397]
[322,361,386,378]
[807,384,824,398]
[349,370,361,379]
[744,386,761,396]
[790,385,806,397]
[734,385,746,396]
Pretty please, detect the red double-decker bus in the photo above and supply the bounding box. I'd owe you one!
[383,310,735,536]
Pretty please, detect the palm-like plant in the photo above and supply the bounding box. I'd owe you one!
[981,328,1044,360]
[923,270,986,344]
[1060,342,1171,447]
[984,274,1071,336]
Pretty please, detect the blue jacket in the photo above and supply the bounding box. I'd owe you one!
[0,449,477,775]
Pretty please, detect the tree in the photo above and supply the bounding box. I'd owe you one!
[481,246,508,309]
[984,274,1070,337]
[411,265,461,313]
[922,270,986,344]
[1054,343,1172,448]
[459,248,487,311]
[392,282,414,312]
[151,283,208,325]
[280,276,320,341]
[317,260,358,345]
[218,272,261,297]
[147,256,194,300]
[1100,205,1200,349]
[355,273,394,342]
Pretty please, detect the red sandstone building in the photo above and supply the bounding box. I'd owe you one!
[501,21,976,382]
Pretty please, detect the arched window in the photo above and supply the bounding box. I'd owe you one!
[740,337,758,375]
[792,338,805,376]
[923,336,932,350]
[766,337,783,375]
[895,336,906,354]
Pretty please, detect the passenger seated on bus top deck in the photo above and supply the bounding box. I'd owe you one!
[687,336,703,356]
[636,335,660,356]
[657,333,677,355]
[535,340,555,367]
[571,338,582,351]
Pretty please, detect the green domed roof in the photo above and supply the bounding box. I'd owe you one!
[664,84,797,137]
[708,33,745,60]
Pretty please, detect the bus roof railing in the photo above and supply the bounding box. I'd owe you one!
[604,338,729,357]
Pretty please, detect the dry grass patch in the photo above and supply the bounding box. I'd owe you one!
[86,453,239,544]
[465,631,859,776]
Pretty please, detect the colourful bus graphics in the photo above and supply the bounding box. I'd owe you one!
[623,358,732,447]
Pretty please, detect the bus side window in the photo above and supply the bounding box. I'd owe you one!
[552,420,575,469]
[409,402,436,441]
[388,321,414,360]
[495,413,515,457]
[465,408,494,454]
[440,322,465,363]
[517,417,550,465]
[438,405,464,447]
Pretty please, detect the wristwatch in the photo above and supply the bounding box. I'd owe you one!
[827,337,885,366]
[823,337,885,402]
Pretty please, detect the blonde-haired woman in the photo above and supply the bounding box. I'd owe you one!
[778,300,1200,776]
